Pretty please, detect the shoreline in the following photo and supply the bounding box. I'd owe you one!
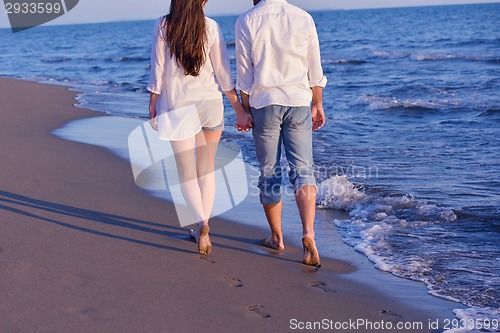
[53,89,465,315]
[0,77,459,332]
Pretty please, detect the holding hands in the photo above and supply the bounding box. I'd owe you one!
[235,110,253,132]
[225,88,253,133]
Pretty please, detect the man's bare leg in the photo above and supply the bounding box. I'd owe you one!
[262,202,285,251]
[296,185,320,266]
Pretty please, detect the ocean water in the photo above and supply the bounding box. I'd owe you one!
[1,3,499,329]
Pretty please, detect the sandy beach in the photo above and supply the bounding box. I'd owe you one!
[0,77,459,332]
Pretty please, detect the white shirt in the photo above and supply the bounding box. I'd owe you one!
[147,17,234,140]
[235,0,327,109]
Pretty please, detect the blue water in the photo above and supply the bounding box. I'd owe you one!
[1,3,499,327]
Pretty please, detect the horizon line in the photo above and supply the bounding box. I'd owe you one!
[0,2,497,30]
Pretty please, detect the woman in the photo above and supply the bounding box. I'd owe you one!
[147,0,252,255]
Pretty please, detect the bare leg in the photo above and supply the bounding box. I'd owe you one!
[262,202,285,251]
[195,130,221,225]
[189,224,211,255]
[296,185,320,266]
[170,131,218,255]
[170,136,206,224]
[190,130,222,254]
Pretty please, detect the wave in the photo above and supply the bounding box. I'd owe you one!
[412,54,461,62]
[412,53,500,64]
[111,56,149,63]
[355,95,460,111]
[369,49,499,63]
[317,176,368,210]
[369,50,409,59]
[91,80,113,86]
[484,58,500,64]
[42,57,72,63]
[87,80,147,93]
[120,44,146,50]
[316,176,499,314]
[477,109,500,118]
[322,58,368,65]
[443,38,500,48]
[52,45,73,51]
[317,176,457,220]
[89,65,105,72]
[447,308,500,333]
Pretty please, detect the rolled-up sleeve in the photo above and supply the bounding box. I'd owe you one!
[147,18,166,95]
[210,22,235,92]
[235,17,253,95]
[307,19,328,88]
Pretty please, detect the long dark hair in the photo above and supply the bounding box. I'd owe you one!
[160,0,207,77]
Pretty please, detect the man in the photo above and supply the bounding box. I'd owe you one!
[235,0,327,266]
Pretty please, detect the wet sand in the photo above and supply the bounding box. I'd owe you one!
[0,77,457,332]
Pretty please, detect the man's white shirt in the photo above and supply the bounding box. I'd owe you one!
[236,0,328,109]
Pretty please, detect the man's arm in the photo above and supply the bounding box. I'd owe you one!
[235,17,254,105]
[311,86,325,131]
[235,16,254,132]
[307,16,327,131]
[240,91,251,113]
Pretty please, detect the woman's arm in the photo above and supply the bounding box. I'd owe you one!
[209,21,252,132]
[147,18,166,131]
[149,92,160,131]
[147,18,167,95]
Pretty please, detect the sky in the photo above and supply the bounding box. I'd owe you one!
[0,0,498,28]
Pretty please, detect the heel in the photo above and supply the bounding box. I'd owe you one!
[198,225,212,255]
[302,237,321,267]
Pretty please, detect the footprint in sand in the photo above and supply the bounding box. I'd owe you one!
[199,254,216,264]
[61,273,92,288]
[379,309,402,323]
[248,305,271,318]
[224,276,243,288]
[302,266,321,274]
[309,281,336,293]
[64,306,105,321]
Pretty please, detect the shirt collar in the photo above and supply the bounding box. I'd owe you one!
[261,0,287,3]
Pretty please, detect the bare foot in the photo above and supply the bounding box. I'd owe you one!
[189,225,212,255]
[259,236,284,251]
[302,237,321,267]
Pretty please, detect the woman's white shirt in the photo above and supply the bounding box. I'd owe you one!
[147,17,234,141]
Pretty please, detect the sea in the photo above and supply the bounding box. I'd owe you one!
[1,3,499,331]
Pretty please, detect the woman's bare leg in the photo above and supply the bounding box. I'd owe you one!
[170,136,206,223]
[170,135,212,254]
[189,130,222,254]
[195,130,222,223]
[171,130,221,254]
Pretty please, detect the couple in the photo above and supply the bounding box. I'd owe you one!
[147,0,327,267]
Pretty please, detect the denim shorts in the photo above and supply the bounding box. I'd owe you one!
[251,105,317,205]
[203,116,224,132]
